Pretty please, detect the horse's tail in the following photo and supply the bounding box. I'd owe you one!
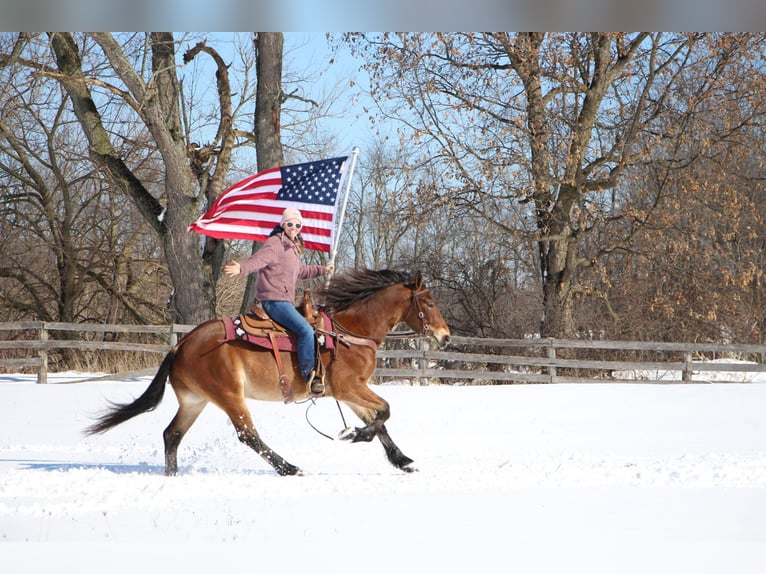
[85,348,176,435]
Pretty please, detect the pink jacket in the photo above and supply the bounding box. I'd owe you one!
[238,233,328,303]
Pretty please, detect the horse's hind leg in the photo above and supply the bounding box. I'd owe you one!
[222,399,301,476]
[163,390,208,476]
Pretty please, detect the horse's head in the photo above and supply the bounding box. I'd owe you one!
[404,271,451,348]
[319,268,451,347]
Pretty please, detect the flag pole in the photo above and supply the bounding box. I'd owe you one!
[328,146,359,272]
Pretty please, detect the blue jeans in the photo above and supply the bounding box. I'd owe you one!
[261,300,316,382]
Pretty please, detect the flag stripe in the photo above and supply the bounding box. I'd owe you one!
[194,217,334,237]
[188,156,348,252]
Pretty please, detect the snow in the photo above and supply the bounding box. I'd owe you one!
[1,371,766,573]
[615,358,766,383]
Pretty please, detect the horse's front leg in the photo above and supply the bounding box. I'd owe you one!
[337,387,416,473]
[338,399,389,443]
[376,424,415,472]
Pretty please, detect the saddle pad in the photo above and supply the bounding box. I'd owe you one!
[220,312,335,353]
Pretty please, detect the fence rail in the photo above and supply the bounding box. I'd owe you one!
[0,322,193,384]
[1,321,765,384]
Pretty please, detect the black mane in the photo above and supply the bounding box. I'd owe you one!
[318,269,413,313]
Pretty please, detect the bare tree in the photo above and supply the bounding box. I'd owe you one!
[2,32,344,327]
[0,44,167,326]
[349,32,766,339]
[343,142,427,269]
[42,32,237,324]
[1,32,252,324]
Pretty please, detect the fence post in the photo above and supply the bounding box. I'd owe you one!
[38,322,48,384]
[682,351,693,382]
[169,324,178,347]
[419,338,430,386]
[547,338,557,383]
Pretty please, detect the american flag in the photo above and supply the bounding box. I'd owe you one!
[188,156,348,252]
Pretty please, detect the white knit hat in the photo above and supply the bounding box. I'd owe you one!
[280,207,303,226]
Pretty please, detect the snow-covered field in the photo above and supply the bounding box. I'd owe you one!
[1,371,765,573]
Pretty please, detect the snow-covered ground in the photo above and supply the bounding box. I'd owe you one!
[1,371,765,573]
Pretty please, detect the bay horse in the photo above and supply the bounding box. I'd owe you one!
[86,269,450,476]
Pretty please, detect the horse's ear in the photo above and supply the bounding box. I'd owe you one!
[414,270,424,290]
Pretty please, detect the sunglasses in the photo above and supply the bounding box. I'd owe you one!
[284,222,302,229]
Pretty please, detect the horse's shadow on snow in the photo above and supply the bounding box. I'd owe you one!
[8,459,274,476]
[14,460,166,475]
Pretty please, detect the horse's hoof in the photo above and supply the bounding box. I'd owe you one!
[401,464,418,474]
[277,464,303,476]
[338,427,355,441]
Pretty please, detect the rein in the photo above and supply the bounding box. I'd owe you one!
[319,319,379,351]
[302,397,350,441]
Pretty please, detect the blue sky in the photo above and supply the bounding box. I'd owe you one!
[181,32,372,162]
[284,32,371,153]
[208,32,372,156]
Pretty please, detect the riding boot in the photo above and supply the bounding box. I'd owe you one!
[307,337,324,395]
[303,367,324,395]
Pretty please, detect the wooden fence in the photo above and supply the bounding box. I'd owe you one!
[376,336,766,384]
[0,321,193,384]
[1,321,766,384]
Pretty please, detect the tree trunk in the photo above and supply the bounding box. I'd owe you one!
[514,33,618,338]
[241,32,285,313]
[538,183,579,338]
[147,33,216,325]
[512,34,578,338]
[182,39,237,285]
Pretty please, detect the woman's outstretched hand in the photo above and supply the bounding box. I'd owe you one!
[223,261,241,277]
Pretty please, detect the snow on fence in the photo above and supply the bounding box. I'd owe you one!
[1,321,766,385]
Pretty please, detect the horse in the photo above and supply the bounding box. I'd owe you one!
[85,268,451,476]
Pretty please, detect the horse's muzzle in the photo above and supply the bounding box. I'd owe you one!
[432,331,451,349]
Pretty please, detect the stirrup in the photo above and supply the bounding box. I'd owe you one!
[307,369,324,395]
